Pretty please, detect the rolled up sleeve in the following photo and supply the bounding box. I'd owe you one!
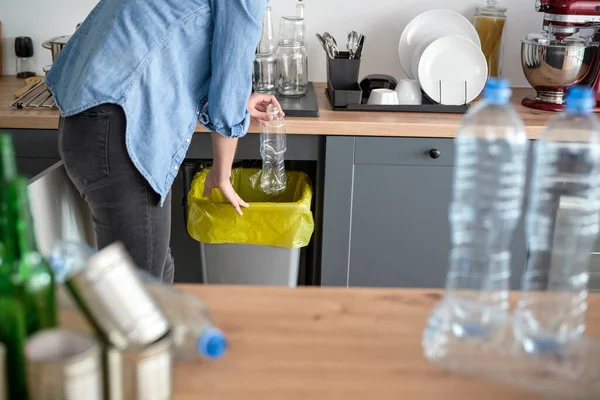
[201,0,266,138]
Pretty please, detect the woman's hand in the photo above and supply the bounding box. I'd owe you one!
[247,93,285,122]
[203,168,249,216]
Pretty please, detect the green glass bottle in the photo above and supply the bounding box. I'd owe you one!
[0,244,28,400]
[10,177,57,334]
[0,134,17,269]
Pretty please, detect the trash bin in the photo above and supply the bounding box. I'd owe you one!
[187,167,314,287]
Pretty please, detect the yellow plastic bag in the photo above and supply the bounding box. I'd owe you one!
[187,168,314,248]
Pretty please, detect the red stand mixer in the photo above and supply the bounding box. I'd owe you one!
[522,0,600,111]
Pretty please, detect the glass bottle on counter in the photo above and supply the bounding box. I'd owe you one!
[473,0,507,78]
[0,249,28,400]
[260,104,287,196]
[0,134,17,268]
[253,5,278,94]
[10,177,57,334]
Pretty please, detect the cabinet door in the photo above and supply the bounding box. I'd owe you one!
[348,164,453,288]
[321,136,528,289]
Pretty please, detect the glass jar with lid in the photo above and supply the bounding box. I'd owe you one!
[276,15,308,97]
[473,0,507,77]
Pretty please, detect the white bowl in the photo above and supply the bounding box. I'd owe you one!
[367,89,399,105]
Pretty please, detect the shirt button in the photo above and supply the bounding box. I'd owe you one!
[174,166,179,171]
[186,138,190,143]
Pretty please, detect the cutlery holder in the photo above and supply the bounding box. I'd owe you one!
[326,52,361,88]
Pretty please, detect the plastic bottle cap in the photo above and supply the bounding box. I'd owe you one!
[197,328,228,359]
[565,85,595,114]
[483,77,512,105]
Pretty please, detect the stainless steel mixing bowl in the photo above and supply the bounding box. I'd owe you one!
[521,38,599,104]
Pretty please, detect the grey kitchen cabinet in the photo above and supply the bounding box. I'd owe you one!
[321,136,529,289]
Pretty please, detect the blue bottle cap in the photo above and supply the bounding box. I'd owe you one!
[566,85,595,114]
[197,328,228,359]
[483,77,512,105]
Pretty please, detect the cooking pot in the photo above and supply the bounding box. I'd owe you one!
[42,35,71,62]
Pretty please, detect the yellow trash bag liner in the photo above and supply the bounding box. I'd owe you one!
[187,168,314,249]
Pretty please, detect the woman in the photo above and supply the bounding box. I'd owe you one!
[46,0,282,283]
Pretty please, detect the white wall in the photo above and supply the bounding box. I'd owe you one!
[0,0,541,87]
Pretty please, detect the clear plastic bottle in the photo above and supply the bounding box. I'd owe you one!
[424,78,528,357]
[49,241,228,361]
[260,104,287,195]
[514,86,600,355]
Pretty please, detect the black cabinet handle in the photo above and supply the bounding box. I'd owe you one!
[429,149,441,159]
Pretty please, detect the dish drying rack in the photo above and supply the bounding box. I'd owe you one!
[10,80,57,110]
[327,80,471,114]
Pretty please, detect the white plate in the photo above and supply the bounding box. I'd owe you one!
[417,36,488,105]
[398,9,481,80]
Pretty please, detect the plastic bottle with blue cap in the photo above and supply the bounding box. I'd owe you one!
[49,240,228,361]
[514,85,600,355]
[423,78,528,358]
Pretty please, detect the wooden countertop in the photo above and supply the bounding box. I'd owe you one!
[0,75,552,138]
[171,285,600,399]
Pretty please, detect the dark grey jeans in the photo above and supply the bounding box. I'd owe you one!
[58,103,175,283]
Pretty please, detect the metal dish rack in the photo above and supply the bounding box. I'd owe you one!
[10,80,57,110]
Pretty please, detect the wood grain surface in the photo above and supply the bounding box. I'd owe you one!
[0,76,554,138]
[165,285,600,400]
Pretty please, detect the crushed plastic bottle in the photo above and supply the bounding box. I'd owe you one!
[514,86,600,355]
[424,78,528,358]
[49,241,228,361]
[260,104,287,195]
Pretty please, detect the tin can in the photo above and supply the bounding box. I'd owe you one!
[25,329,103,400]
[105,334,173,400]
[0,343,6,400]
[66,242,170,350]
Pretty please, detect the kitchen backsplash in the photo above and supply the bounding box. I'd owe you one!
[0,0,540,87]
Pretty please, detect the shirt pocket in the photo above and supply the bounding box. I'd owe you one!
[59,111,111,186]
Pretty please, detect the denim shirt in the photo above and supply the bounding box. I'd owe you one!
[46,0,266,205]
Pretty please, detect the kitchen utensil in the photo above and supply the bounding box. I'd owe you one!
[323,32,337,47]
[355,35,365,59]
[473,0,507,77]
[521,35,597,108]
[395,79,422,105]
[398,9,481,79]
[25,329,103,400]
[359,74,397,103]
[418,36,487,105]
[42,35,70,63]
[105,334,173,400]
[58,241,170,350]
[15,37,36,79]
[520,0,600,111]
[316,33,328,54]
[367,88,399,105]
[347,31,360,59]
[13,76,44,98]
[9,81,55,109]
